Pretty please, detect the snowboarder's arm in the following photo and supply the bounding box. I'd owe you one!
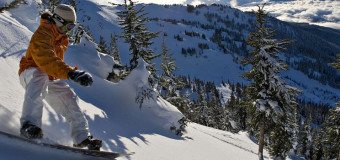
[30,26,73,79]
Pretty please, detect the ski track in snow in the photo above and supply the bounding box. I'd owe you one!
[192,126,259,156]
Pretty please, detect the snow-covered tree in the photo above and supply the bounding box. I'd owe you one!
[159,36,184,100]
[117,0,159,72]
[185,90,196,122]
[225,92,240,132]
[322,53,340,160]
[109,34,121,64]
[297,114,312,158]
[240,5,300,160]
[196,85,214,127]
[210,89,226,130]
[290,106,300,154]
[322,107,340,160]
[106,34,130,83]
[268,122,292,159]
[312,128,324,160]
[117,0,161,108]
[98,36,109,54]
[330,53,340,107]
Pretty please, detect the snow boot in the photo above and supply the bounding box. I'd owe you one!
[20,121,43,139]
[74,136,102,151]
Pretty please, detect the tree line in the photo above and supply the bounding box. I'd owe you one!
[40,1,340,159]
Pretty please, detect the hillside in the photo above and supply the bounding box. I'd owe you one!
[74,0,340,105]
[0,0,339,159]
[0,1,276,160]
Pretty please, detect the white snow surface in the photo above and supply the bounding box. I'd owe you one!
[0,1,336,159]
[0,1,281,160]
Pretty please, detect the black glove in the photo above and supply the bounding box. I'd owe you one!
[68,70,93,87]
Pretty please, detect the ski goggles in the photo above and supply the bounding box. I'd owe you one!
[52,14,76,32]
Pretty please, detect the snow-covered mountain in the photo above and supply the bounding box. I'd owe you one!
[76,0,339,105]
[0,1,271,160]
[71,0,340,30]
[69,1,340,104]
[0,0,339,159]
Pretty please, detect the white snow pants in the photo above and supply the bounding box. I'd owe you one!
[20,67,89,144]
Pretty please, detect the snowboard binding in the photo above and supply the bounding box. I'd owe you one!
[74,135,102,151]
[20,121,43,139]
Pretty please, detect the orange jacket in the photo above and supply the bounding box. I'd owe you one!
[18,13,73,80]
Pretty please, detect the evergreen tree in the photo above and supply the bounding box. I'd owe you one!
[238,99,247,130]
[297,114,312,158]
[117,0,160,108]
[107,34,130,83]
[159,36,184,100]
[290,107,300,154]
[197,84,214,127]
[185,90,196,121]
[225,92,240,132]
[268,122,292,159]
[240,86,253,133]
[117,0,160,72]
[330,53,340,106]
[98,36,109,54]
[322,107,340,160]
[240,5,300,159]
[323,53,340,160]
[210,89,226,130]
[109,34,121,64]
[312,128,324,160]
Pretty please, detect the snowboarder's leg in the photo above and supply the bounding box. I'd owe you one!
[19,67,49,129]
[44,80,90,145]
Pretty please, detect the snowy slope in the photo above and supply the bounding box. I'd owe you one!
[76,1,339,105]
[0,1,279,160]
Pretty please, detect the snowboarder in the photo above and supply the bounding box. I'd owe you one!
[18,4,102,150]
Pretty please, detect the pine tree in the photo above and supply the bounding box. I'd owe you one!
[322,107,340,160]
[325,53,340,160]
[117,0,160,108]
[107,34,129,83]
[98,36,109,54]
[268,122,292,159]
[312,128,324,160]
[210,89,226,130]
[109,34,121,64]
[159,36,184,100]
[240,86,253,133]
[297,113,312,158]
[290,107,300,154]
[117,0,160,72]
[240,5,300,160]
[185,90,196,121]
[197,84,214,127]
[225,92,239,132]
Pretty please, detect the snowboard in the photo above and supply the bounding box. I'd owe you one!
[0,130,134,159]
